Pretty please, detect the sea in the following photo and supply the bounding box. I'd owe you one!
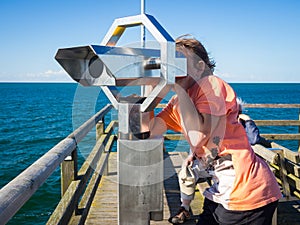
[0,82,300,225]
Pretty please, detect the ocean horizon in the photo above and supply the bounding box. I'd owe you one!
[0,82,299,224]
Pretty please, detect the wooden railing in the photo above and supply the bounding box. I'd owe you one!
[244,104,300,148]
[252,143,300,200]
[0,103,299,224]
[162,103,300,201]
[47,120,117,224]
[163,103,300,225]
[0,104,113,224]
[160,103,300,150]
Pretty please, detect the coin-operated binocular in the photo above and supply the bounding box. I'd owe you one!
[55,14,187,225]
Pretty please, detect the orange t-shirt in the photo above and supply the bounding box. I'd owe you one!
[157,75,281,210]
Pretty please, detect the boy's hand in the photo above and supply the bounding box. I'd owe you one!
[185,154,195,166]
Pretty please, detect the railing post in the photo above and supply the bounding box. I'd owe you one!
[274,149,291,199]
[61,148,78,196]
[96,119,108,175]
[96,120,104,141]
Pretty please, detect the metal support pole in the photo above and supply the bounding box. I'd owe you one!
[141,0,149,97]
[141,0,145,48]
[118,138,163,225]
[117,101,163,225]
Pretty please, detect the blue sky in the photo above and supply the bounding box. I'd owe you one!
[0,0,299,83]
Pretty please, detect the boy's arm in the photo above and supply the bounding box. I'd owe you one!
[150,95,182,137]
[149,117,167,137]
[174,85,221,154]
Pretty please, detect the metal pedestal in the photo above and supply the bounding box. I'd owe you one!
[118,138,164,225]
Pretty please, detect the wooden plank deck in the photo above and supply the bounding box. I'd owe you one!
[82,151,204,225]
[81,151,300,225]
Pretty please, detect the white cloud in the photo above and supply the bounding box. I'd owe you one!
[217,70,266,83]
[0,69,74,82]
[217,71,243,82]
[43,69,65,75]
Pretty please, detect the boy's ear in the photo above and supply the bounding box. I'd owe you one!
[197,60,205,73]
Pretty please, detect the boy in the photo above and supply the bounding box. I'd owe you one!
[150,36,281,225]
[169,97,273,224]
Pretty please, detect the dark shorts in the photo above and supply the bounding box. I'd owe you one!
[197,198,278,225]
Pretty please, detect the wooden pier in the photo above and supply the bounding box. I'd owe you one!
[0,104,300,224]
[71,151,206,225]
[66,150,300,225]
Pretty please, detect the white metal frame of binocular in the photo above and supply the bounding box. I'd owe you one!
[55,14,187,225]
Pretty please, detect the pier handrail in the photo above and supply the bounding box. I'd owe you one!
[157,103,300,108]
[1,103,299,224]
[243,104,300,108]
[0,104,113,224]
[160,103,300,145]
[47,120,117,224]
[162,103,300,202]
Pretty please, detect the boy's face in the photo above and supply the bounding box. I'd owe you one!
[175,49,204,89]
